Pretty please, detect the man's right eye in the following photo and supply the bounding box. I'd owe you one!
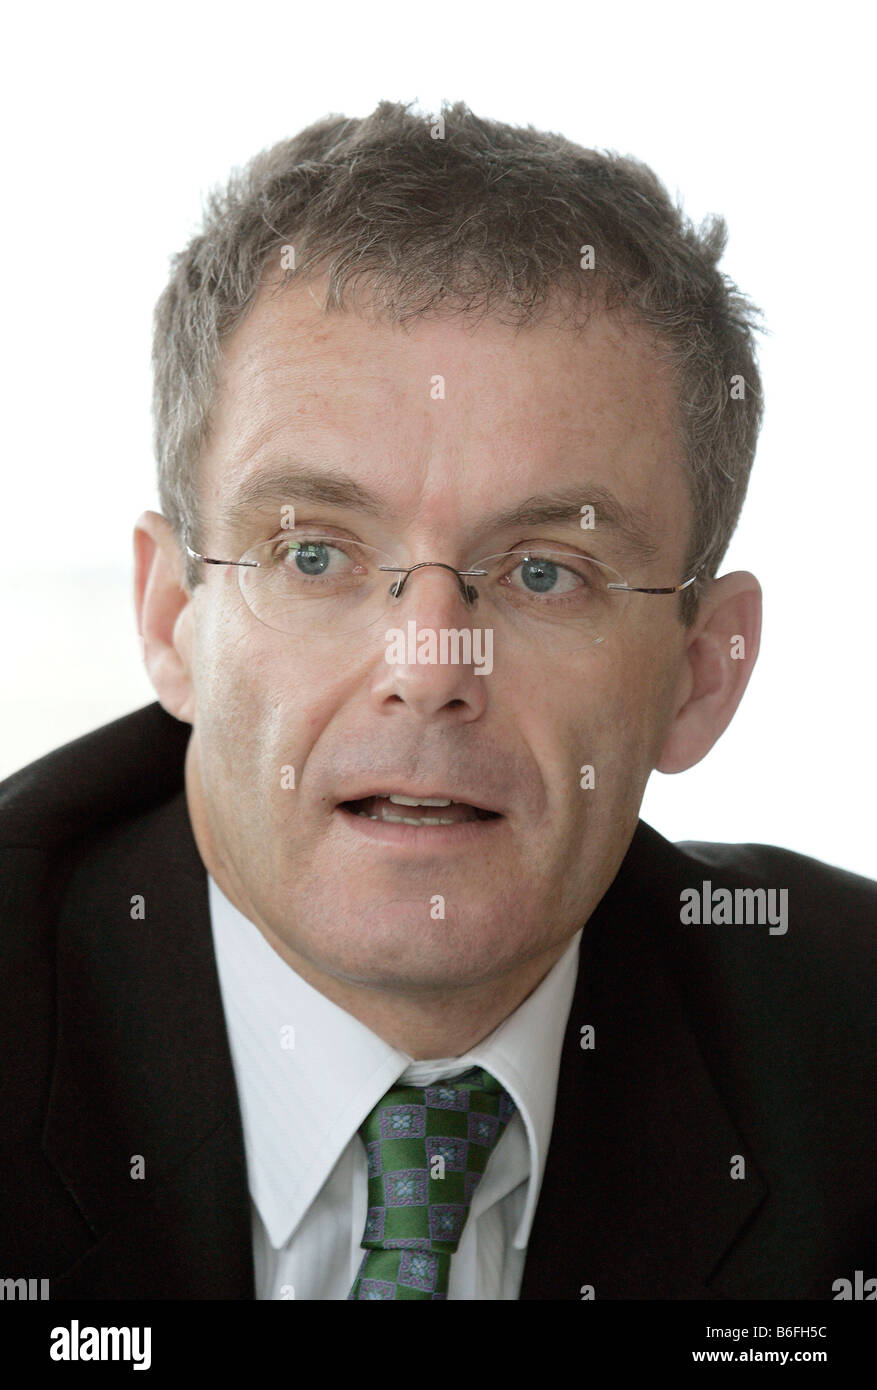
[270,538,368,579]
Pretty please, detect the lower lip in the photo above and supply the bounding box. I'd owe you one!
[334,804,505,848]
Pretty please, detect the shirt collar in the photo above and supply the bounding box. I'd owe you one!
[208,874,581,1252]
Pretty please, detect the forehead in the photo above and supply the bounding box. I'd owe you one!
[199,273,689,562]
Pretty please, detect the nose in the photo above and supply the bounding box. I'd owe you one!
[369,562,490,721]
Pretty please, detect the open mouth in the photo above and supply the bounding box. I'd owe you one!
[338,794,502,826]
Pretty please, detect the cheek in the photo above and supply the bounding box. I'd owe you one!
[198,617,352,787]
[609,624,683,765]
[191,607,278,767]
[514,658,626,809]
[567,633,678,790]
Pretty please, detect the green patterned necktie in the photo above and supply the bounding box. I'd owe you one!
[347,1065,517,1300]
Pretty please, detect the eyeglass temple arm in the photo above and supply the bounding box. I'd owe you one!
[607,573,699,594]
[185,543,260,569]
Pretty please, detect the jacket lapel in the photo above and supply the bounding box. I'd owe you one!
[520,821,768,1299]
[45,789,254,1298]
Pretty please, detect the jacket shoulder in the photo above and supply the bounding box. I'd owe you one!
[675,833,877,924]
[0,702,190,851]
[661,829,877,1031]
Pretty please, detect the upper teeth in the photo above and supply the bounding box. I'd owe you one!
[387,794,453,807]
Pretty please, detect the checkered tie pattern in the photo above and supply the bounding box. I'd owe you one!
[347,1065,517,1299]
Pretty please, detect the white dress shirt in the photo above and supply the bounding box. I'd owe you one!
[208,874,582,1300]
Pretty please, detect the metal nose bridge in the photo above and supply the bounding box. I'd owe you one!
[377,559,489,607]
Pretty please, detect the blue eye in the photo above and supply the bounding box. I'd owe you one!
[291,542,332,576]
[273,538,357,578]
[509,554,589,597]
[519,556,559,593]
[267,535,376,590]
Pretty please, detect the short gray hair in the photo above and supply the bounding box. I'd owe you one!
[152,98,765,621]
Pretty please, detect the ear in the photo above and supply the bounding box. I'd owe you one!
[133,510,196,725]
[655,570,762,774]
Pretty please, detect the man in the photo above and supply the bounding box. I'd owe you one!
[2,99,875,1302]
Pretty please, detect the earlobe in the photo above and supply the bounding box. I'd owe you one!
[133,511,196,726]
[655,571,762,775]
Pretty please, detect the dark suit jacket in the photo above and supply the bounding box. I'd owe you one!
[1,701,875,1299]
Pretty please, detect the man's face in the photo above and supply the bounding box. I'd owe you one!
[175,276,692,993]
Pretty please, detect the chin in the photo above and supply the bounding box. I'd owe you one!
[305,905,521,983]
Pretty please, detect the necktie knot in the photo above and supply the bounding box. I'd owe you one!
[348,1065,517,1299]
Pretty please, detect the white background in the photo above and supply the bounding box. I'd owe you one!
[1,0,873,877]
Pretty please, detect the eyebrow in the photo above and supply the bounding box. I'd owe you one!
[217,464,661,562]
[485,484,660,562]
[219,466,385,534]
